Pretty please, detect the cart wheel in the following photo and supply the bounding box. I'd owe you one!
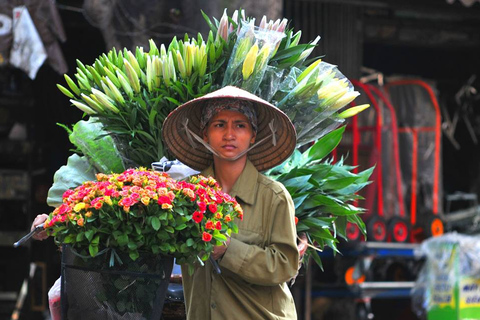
[388,217,410,243]
[345,266,366,285]
[424,216,444,238]
[346,221,362,242]
[367,217,387,242]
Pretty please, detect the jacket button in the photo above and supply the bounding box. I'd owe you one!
[211,303,216,309]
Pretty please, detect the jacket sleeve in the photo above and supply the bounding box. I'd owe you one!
[219,186,299,286]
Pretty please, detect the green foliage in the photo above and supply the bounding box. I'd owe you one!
[268,127,373,268]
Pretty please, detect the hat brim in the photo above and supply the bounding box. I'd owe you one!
[162,86,296,172]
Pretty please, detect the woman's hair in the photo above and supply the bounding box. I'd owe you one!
[200,98,258,132]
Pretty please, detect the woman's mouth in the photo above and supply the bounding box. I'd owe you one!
[222,144,236,150]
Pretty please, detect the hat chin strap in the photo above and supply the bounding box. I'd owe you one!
[182,118,277,162]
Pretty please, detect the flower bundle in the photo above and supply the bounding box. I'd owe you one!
[56,9,368,169]
[44,168,242,268]
[51,9,373,268]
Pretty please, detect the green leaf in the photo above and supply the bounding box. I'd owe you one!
[307,126,345,161]
[89,244,99,257]
[46,154,97,208]
[151,216,161,231]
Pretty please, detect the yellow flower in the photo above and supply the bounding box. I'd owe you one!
[338,104,370,119]
[141,196,150,206]
[158,187,168,196]
[242,42,259,80]
[74,203,86,212]
[162,203,173,210]
[104,196,113,206]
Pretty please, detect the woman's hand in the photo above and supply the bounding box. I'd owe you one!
[31,214,49,240]
[211,236,231,260]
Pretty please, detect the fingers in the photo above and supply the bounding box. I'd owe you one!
[31,214,49,240]
[211,237,231,260]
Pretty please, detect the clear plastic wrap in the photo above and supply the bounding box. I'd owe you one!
[412,233,480,320]
[272,62,352,146]
[222,22,285,93]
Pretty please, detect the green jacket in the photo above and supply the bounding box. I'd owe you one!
[181,160,299,319]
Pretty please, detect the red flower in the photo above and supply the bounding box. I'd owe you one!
[215,221,222,230]
[197,201,207,213]
[192,211,203,223]
[205,220,214,230]
[158,195,171,205]
[295,217,299,225]
[202,232,212,242]
[208,203,218,213]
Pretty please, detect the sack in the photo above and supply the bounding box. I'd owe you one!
[48,277,62,320]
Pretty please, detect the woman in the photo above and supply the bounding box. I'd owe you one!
[162,86,300,319]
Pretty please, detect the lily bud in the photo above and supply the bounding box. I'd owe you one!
[64,74,80,96]
[127,51,141,76]
[199,54,207,78]
[271,19,280,31]
[76,66,91,82]
[76,59,89,78]
[216,9,229,43]
[81,93,104,112]
[233,37,252,67]
[136,47,146,69]
[298,36,321,62]
[259,16,267,30]
[116,70,134,99]
[254,43,271,72]
[277,19,288,33]
[297,58,322,83]
[105,76,125,104]
[70,99,96,115]
[153,56,162,87]
[146,55,154,92]
[161,56,171,86]
[242,41,259,80]
[75,74,91,91]
[195,43,206,73]
[87,65,102,88]
[206,42,215,67]
[331,91,361,110]
[176,51,187,78]
[168,52,177,83]
[148,39,159,56]
[338,104,370,118]
[91,88,120,113]
[160,44,167,57]
[103,67,121,88]
[57,84,74,98]
[168,36,179,52]
[123,59,141,93]
[185,44,195,76]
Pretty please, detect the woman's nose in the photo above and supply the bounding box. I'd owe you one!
[223,124,235,139]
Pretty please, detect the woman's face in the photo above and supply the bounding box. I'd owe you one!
[203,110,256,161]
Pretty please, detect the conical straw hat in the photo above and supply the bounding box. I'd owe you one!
[162,86,296,172]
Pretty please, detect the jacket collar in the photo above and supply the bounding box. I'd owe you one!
[201,159,258,205]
